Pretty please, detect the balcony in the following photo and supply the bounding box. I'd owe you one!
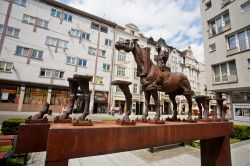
[213,74,238,84]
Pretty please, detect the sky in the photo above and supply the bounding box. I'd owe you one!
[58,0,204,63]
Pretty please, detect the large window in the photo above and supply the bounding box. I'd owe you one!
[24,88,47,105]
[212,61,237,84]
[0,61,13,72]
[208,11,230,37]
[92,76,103,84]
[227,29,250,54]
[40,68,64,79]
[133,84,138,94]
[82,32,90,40]
[118,52,126,61]
[6,26,20,38]
[63,12,72,22]
[241,1,250,12]
[22,14,35,25]
[45,36,68,48]
[117,66,125,76]
[209,43,216,52]
[88,47,105,57]
[15,46,43,59]
[91,22,108,33]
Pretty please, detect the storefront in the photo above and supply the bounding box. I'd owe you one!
[0,85,19,103]
[232,91,250,122]
[93,91,108,113]
[24,87,48,105]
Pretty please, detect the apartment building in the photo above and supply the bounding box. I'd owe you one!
[200,0,250,121]
[0,0,207,115]
[0,0,116,112]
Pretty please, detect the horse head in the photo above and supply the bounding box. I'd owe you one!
[115,39,139,53]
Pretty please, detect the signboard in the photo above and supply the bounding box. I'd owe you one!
[232,103,250,122]
[1,93,9,100]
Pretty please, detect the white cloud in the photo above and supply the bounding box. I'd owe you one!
[60,0,204,62]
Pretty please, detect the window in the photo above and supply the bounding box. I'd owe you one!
[6,26,20,38]
[134,68,138,78]
[22,14,35,25]
[37,19,48,29]
[63,13,72,22]
[103,63,110,71]
[117,66,125,76]
[105,39,112,46]
[100,26,108,33]
[222,0,230,6]
[32,49,43,59]
[205,1,212,10]
[45,36,57,46]
[241,1,250,12]
[78,58,87,67]
[40,68,52,78]
[130,30,135,35]
[91,22,99,30]
[212,61,237,83]
[208,12,230,37]
[227,29,250,54]
[248,59,250,68]
[54,70,64,79]
[209,43,216,52]
[88,47,96,55]
[51,9,61,18]
[66,56,76,65]
[82,32,90,40]
[45,37,68,48]
[70,28,81,37]
[118,52,126,61]
[228,35,236,49]
[57,39,68,48]
[133,84,138,94]
[15,46,29,56]
[88,47,105,57]
[95,76,104,84]
[40,68,64,79]
[14,0,26,6]
[0,24,3,33]
[0,61,13,72]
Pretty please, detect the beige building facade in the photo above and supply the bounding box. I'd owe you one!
[200,0,250,121]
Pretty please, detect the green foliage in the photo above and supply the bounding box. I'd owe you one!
[230,138,241,144]
[232,125,250,140]
[185,140,200,148]
[1,118,25,135]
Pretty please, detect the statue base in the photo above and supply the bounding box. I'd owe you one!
[135,117,148,123]
[165,117,181,122]
[72,119,92,126]
[220,118,229,122]
[25,116,48,124]
[211,118,221,122]
[148,119,165,124]
[54,118,72,123]
[195,118,213,122]
[182,118,197,123]
[116,119,136,125]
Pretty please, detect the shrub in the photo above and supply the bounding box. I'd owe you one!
[232,125,250,140]
[1,118,25,135]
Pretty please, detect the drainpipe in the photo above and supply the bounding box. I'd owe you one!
[0,0,13,56]
[89,25,101,114]
[107,27,116,112]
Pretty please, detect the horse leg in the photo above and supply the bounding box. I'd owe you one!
[142,91,150,120]
[169,94,177,119]
[152,91,160,120]
[185,94,193,120]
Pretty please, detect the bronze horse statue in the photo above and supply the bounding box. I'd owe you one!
[115,39,193,120]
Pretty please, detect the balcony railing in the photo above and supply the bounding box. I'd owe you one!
[213,74,238,84]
